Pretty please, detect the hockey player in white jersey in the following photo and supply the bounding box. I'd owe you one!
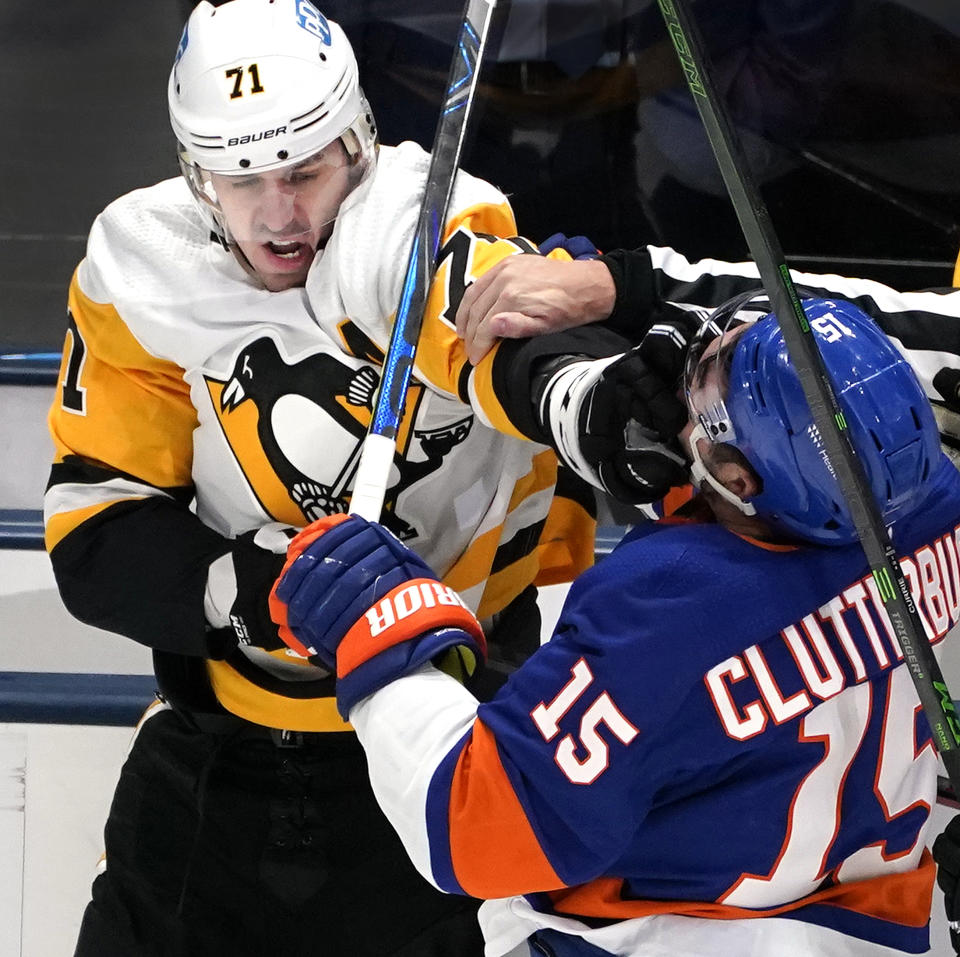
[43,2,690,955]
[268,296,958,956]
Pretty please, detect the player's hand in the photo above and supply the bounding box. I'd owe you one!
[268,514,486,717]
[455,255,616,365]
[537,340,689,505]
[537,232,601,261]
[639,311,705,389]
[582,314,701,502]
[590,344,690,502]
[933,815,960,954]
[204,525,295,658]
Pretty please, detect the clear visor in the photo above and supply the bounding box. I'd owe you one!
[682,291,777,442]
[684,320,742,444]
[179,123,375,246]
[682,293,770,515]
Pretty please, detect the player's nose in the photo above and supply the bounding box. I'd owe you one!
[257,182,299,233]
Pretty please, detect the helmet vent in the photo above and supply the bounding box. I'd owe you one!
[290,65,350,133]
[292,108,331,134]
[188,132,224,152]
[745,339,766,410]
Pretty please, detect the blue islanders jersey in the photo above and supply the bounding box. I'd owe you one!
[350,455,960,957]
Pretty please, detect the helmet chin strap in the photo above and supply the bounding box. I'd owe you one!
[225,238,266,285]
[688,424,757,516]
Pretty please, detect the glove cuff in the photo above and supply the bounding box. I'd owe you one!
[536,355,620,493]
[599,248,658,341]
[336,578,485,678]
[336,627,484,718]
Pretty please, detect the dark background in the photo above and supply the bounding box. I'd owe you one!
[2,0,959,353]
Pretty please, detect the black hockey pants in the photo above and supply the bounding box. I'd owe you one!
[73,704,484,957]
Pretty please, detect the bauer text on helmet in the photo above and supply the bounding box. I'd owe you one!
[168,0,378,291]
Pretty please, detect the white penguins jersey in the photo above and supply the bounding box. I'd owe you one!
[44,142,594,731]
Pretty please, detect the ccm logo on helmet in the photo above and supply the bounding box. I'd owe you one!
[227,126,287,146]
[365,582,468,637]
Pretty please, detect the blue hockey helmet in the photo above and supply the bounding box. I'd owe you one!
[686,296,940,545]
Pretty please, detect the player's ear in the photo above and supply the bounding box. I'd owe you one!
[717,463,759,501]
[705,444,761,501]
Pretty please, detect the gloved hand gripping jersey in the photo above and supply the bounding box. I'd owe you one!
[269,514,486,717]
[533,342,688,504]
[524,313,700,505]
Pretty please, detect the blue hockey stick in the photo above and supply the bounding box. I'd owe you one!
[349,0,499,520]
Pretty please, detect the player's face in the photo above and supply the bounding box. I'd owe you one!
[212,141,355,291]
[683,324,765,533]
[684,324,746,447]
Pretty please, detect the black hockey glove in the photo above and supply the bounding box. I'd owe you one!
[204,525,295,658]
[639,310,705,383]
[533,340,688,505]
[934,367,960,415]
[933,815,960,954]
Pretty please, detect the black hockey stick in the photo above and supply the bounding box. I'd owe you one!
[655,0,960,789]
[349,0,499,520]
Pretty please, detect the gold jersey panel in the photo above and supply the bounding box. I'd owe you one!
[45,144,594,731]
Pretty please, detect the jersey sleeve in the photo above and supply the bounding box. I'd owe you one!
[325,143,591,441]
[349,549,691,899]
[411,197,585,441]
[45,263,234,656]
[605,245,960,405]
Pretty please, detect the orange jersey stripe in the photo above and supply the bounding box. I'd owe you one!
[547,848,934,928]
[448,718,565,897]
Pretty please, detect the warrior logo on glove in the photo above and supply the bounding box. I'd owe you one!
[269,514,486,717]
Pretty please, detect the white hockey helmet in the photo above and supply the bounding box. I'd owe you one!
[168,0,377,246]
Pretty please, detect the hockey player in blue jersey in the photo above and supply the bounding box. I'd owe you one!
[269,294,958,956]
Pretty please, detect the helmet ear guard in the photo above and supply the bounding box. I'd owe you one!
[686,295,941,545]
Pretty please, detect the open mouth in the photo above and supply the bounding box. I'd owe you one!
[267,240,308,259]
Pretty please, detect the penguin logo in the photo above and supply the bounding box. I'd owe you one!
[205,336,471,539]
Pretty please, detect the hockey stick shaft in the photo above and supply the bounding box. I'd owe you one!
[656,0,960,786]
[349,0,498,520]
